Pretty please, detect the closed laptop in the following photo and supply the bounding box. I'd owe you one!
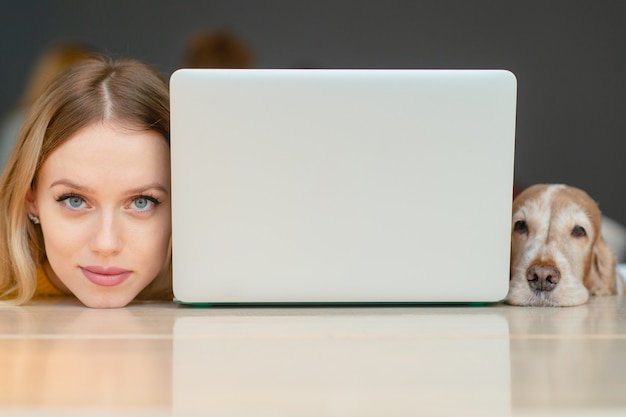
[170,69,517,304]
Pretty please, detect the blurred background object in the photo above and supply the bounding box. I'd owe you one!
[182,29,255,69]
[0,40,96,169]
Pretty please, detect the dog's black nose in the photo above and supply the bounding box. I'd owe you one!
[526,265,561,292]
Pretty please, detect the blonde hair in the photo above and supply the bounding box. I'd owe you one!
[0,55,171,304]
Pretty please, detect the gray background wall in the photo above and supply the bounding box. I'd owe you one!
[2,1,626,223]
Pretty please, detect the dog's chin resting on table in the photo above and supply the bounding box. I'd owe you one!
[507,184,625,307]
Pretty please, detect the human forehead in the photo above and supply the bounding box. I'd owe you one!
[37,122,170,189]
[52,121,168,154]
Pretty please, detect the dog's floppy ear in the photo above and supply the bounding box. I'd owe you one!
[585,235,617,296]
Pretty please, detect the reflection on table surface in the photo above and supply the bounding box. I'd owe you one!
[0,296,625,416]
[173,313,510,416]
[0,304,174,413]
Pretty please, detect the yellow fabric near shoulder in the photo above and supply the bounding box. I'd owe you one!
[34,266,65,297]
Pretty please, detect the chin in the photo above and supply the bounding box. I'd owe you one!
[76,293,136,309]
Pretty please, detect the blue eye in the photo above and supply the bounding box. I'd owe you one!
[56,193,87,210]
[68,196,84,208]
[131,195,160,212]
[134,198,149,210]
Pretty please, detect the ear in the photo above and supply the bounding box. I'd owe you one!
[25,187,39,217]
[585,235,617,296]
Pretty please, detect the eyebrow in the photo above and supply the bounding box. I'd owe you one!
[126,183,170,195]
[49,179,170,195]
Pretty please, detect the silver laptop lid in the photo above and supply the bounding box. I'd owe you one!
[170,69,517,304]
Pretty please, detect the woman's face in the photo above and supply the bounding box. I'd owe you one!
[27,122,171,308]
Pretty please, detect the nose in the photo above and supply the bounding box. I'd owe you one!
[526,264,561,292]
[90,212,123,256]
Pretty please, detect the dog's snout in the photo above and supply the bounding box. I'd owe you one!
[526,265,561,292]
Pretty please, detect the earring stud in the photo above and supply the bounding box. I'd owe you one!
[28,213,40,225]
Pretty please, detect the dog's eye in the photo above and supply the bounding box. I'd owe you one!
[571,225,587,238]
[514,220,528,234]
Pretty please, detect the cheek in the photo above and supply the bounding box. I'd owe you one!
[130,215,171,271]
[146,228,170,264]
[40,220,89,258]
[39,221,91,287]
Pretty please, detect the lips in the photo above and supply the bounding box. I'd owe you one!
[80,266,132,287]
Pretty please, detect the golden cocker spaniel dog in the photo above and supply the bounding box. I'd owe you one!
[507,184,624,306]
